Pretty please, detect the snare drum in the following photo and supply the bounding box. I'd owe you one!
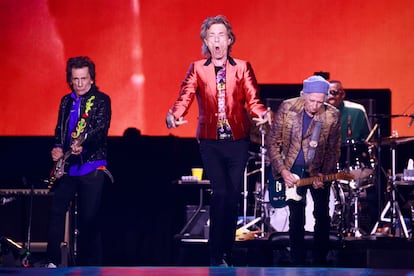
[338,142,376,189]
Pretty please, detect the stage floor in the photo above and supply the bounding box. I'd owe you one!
[1,266,414,276]
[2,231,414,272]
[174,233,414,269]
[2,235,414,275]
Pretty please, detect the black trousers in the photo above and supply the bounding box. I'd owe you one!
[46,169,105,266]
[288,168,331,266]
[199,138,249,264]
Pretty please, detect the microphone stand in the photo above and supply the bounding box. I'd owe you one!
[365,114,386,232]
[344,115,365,237]
[345,122,352,172]
[22,177,32,267]
[375,118,383,229]
[259,124,267,235]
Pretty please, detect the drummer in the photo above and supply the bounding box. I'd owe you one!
[327,80,371,144]
[328,79,377,234]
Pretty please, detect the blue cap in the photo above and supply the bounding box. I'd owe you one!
[303,75,329,95]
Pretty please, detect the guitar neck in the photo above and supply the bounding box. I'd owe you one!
[297,173,338,187]
[63,150,72,160]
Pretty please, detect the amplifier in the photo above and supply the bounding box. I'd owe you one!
[0,191,52,245]
[184,205,210,238]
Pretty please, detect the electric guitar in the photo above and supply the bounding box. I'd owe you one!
[268,171,288,208]
[48,134,87,189]
[269,171,354,206]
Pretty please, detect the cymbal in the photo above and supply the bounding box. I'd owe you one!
[377,136,414,146]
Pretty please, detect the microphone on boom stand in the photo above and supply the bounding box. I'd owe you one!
[345,115,353,170]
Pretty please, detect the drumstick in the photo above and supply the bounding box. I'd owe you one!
[365,123,378,143]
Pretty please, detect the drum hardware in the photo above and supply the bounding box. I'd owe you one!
[241,153,265,226]
[339,138,376,191]
[347,187,366,238]
[348,166,375,191]
[380,136,414,146]
[337,142,375,238]
[367,116,386,225]
[336,120,377,238]
[371,136,410,238]
[369,113,414,229]
[344,115,354,170]
[240,124,268,236]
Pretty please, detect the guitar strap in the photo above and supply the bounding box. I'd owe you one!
[306,120,322,167]
[71,95,96,139]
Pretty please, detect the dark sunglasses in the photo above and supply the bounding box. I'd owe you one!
[329,90,341,96]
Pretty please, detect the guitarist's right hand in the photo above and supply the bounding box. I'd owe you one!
[281,169,298,188]
[51,147,64,161]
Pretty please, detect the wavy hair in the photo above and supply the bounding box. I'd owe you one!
[200,15,236,58]
[66,56,97,90]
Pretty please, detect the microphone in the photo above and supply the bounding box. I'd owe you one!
[166,113,175,129]
[408,114,414,128]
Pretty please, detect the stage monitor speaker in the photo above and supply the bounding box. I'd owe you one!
[185,205,209,238]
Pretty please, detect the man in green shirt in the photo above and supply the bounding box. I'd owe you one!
[327,80,371,145]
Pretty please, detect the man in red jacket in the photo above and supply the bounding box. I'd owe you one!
[166,15,272,266]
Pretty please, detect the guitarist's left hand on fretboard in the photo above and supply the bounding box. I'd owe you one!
[310,175,324,189]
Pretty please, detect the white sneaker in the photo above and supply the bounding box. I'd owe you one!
[46,262,57,268]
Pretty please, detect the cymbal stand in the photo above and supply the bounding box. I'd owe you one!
[368,113,411,232]
[259,125,266,234]
[241,153,261,225]
[345,136,366,237]
[242,165,248,225]
[366,116,384,226]
[348,187,365,238]
[371,142,409,238]
[239,125,267,234]
[252,125,268,234]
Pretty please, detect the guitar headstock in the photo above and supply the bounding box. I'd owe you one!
[337,171,355,180]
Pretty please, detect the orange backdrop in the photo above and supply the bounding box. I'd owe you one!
[1,0,413,137]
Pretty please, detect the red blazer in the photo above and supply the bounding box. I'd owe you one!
[169,57,268,140]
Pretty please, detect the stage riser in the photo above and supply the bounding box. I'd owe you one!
[174,238,414,268]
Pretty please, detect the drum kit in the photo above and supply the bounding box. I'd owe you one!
[244,121,414,240]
